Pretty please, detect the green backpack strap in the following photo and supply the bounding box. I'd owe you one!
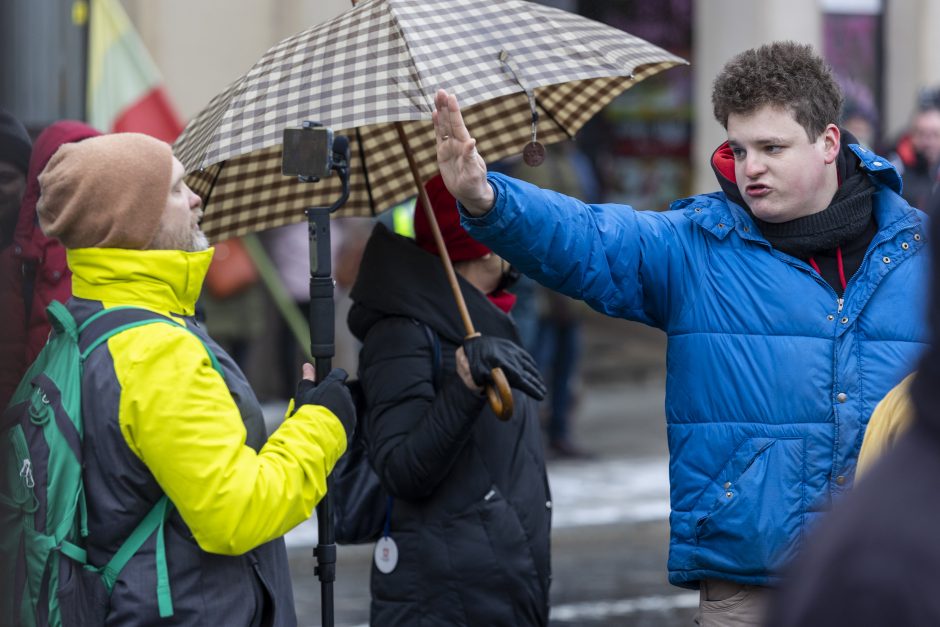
[99,496,176,617]
[75,306,226,619]
[45,300,80,343]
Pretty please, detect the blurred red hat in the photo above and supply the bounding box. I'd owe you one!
[414,174,491,261]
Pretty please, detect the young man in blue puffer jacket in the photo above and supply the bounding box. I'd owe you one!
[432,41,929,625]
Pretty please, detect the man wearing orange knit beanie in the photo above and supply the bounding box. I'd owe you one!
[30,133,355,626]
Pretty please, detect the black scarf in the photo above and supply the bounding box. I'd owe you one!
[754,170,874,259]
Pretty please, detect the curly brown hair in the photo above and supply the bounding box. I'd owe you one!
[712,41,843,140]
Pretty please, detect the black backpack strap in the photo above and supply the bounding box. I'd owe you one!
[413,319,442,391]
[77,306,224,376]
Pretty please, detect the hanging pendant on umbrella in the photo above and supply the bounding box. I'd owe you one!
[499,49,545,167]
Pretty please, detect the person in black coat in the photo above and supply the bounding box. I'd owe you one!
[764,190,940,625]
[347,175,552,626]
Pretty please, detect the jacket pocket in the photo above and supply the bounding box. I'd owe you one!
[250,558,277,627]
[692,437,805,574]
[442,485,544,626]
[57,554,110,627]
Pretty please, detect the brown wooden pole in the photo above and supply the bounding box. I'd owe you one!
[394,123,513,420]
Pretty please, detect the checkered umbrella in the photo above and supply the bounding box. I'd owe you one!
[173,0,686,242]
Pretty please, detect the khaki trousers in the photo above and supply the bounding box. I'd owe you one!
[694,579,770,627]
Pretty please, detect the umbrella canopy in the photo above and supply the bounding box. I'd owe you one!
[174,0,685,241]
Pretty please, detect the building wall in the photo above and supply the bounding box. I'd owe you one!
[122,0,348,122]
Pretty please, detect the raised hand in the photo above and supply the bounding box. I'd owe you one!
[432,89,495,216]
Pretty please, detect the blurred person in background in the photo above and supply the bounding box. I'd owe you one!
[2,118,105,409]
[836,77,880,152]
[839,99,878,151]
[200,236,265,370]
[511,141,600,458]
[258,217,372,402]
[888,86,940,211]
[0,109,32,407]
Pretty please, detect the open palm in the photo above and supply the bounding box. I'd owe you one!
[433,89,494,215]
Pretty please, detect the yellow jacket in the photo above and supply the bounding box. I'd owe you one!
[856,373,914,480]
[69,246,346,555]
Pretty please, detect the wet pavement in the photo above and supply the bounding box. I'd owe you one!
[274,313,698,626]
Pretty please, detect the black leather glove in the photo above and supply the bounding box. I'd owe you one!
[463,335,547,401]
[294,368,356,441]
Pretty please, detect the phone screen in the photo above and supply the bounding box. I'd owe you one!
[282,127,333,179]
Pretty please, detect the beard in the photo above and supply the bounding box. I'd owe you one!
[150,203,210,253]
[150,222,210,253]
[188,228,210,253]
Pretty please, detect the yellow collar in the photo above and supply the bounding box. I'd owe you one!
[67,247,215,315]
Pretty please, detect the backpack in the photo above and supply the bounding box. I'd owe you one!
[333,319,441,545]
[0,302,223,627]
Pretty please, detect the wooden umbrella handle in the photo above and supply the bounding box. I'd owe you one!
[465,332,514,420]
[486,366,514,421]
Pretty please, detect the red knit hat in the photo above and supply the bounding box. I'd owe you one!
[414,174,491,261]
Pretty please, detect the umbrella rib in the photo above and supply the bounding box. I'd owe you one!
[354,127,377,216]
[383,2,435,115]
[537,98,574,140]
[202,162,224,214]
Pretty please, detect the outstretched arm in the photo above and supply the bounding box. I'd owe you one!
[433,89,494,215]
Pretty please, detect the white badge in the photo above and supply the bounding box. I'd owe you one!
[373,536,398,574]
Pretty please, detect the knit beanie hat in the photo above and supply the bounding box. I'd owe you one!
[414,173,491,261]
[37,133,173,250]
[0,108,32,175]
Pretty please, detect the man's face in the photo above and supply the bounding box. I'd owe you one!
[911,109,940,167]
[727,105,840,224]
[151,157,208,252]
[0,161,26,230]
